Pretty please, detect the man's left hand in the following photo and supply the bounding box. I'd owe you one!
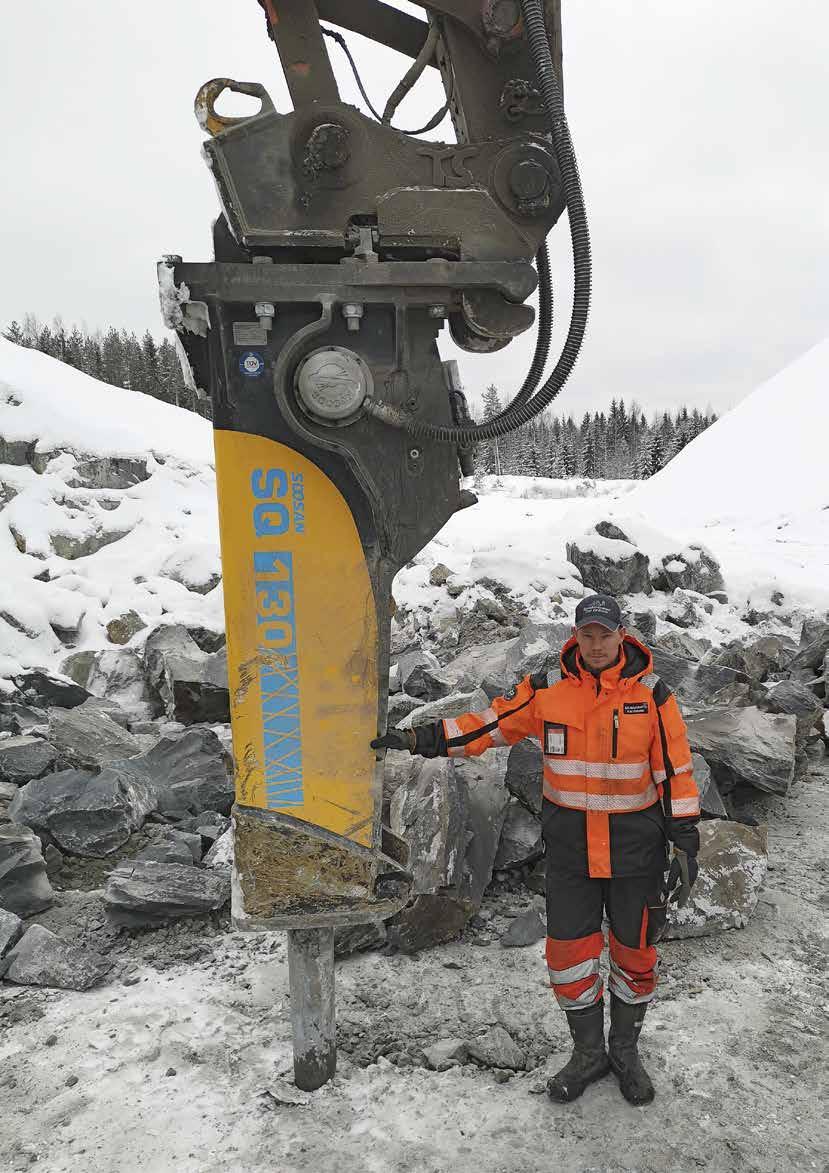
[666,849,699,908]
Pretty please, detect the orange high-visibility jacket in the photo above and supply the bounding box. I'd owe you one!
[437,634,700,878]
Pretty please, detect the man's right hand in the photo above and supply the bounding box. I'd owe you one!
[371,728,415,753]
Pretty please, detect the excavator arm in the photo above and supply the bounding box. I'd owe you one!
[158,0,588,1090]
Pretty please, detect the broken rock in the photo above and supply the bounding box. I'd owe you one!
[103,859,230,926]
[48,701,142,769]
[665,819,768,939]
[122,727,234,818]
[686,706,796,795]
[566,527,651,597]
[4,923,109,990]
[422,1038,469,1071]
[0,736,57,785]
[12,670,90,710]
[761,680,823,750]
[505,738,543,818]
[467,1026,525,1071]
[692,752,727,818]
[0,823,55,916]
[652,546,724,595]
[144,624,229,724]
[500,909,546,948]
[494,800,543,870]
[0,907,24,970]
[399,687,490,730]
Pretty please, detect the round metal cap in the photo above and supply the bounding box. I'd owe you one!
[294,347,371,423]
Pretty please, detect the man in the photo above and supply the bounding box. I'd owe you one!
[372,593,700,1105]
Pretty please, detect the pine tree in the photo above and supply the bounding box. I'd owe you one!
[476,384,503,475]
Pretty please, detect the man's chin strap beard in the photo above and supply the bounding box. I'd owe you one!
[580,647,623,680]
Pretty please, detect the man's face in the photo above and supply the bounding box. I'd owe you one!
[574,623,625,672]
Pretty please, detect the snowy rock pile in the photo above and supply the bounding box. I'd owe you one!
[2,336,829,996]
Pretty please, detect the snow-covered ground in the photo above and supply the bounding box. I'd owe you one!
[2,764,827,1172]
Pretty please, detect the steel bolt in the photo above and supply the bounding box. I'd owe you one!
[306,123,350,171]
[509,159,549,202]
[409,448,421,460]
[428,304,447,319]
[342,303,364,332]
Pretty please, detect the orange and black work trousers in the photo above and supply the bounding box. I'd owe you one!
[544,868,668,1011]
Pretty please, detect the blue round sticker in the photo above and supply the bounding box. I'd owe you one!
[239,350,265,378]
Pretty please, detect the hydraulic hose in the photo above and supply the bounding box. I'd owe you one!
[362,0,591,444]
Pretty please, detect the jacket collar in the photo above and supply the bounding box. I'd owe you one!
[560,633,653,691]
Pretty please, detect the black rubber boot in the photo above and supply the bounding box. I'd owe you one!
[547,1000,611,1103]
[608,993,655,1105]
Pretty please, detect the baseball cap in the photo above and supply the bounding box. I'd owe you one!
[574,593,623,631]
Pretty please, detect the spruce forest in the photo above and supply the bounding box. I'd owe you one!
[2,317,716,478]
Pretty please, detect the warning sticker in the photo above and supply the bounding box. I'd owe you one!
[239,350,265,378]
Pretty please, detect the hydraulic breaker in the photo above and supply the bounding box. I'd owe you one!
[158,0,587,1090]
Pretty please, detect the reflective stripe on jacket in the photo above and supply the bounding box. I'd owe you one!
[440,634,700,878]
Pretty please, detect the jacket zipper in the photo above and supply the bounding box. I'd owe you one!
[612,709,619,758]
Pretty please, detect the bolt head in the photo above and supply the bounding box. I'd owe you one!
[509,159,549,201]
[310,123,350,170]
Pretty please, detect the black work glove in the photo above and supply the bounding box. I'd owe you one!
[371,728,415,753]
[666,849,699,908]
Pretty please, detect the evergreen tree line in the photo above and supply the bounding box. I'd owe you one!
[475,385,717,480]
[2,314,211,420]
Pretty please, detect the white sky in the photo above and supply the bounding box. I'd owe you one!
[2,1,827,417]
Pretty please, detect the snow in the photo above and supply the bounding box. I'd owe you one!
[0,335,212,465]
[0,340,219,680]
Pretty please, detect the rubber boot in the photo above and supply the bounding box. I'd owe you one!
[547,1000,610,1103]
[608,993,655,1105]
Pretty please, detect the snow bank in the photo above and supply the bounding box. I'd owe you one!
[0,341,219,682]
[0,335,212,465]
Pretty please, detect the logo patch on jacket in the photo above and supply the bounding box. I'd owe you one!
[624,702,649,715]
[544,721,567,756]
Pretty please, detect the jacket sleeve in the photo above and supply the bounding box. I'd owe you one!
[648,680,701,851]
[413,671,546,760]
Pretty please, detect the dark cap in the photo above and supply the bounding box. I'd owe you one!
[574,593,623,631]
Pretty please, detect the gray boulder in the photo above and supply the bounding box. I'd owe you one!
[713,636,791,683]
[48,701,142,769]
[395,649,440,695]
[505,738,543,818]
[11,763,157,857]
[503,622,570,681]
[8,768,92,839]
[654,629,711,661]
[0,700,48,735]
[60,650,97,688]
[386,749,510,953]
[12,670,90,710]
[500,909,546,948]
[0,907,24,971]
[650,647,746,711]
[389,758,467,893]
[387,693,426,725]
[440,637,519,699]
[404,663,454,702]
[35,452,149,490]
[85,649,157,720]
[137,841,195,866]
[0,823,54,915]
[0,780,17,823]
[652,546,724,595]
[631,610,657,642]
[0,735,57,785]
[494,800,543,870]
[787,619,829,673]
[399,687,490,730]
[566,526,651,596]
[664,589,703,631]
[467,1025,525,1071]
[692,752,727,818]
[202,827,232,872]
[47,766,158,856]
[761,680,823,749]
[120,727,233,818]
[665,820,767,939]
[3,923,109,990]
[103,859,230,926]
[422,1038,469,1071]
[144,625,229,724]
[686,706,796,795]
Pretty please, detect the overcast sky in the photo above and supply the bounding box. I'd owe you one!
[2,1,827,417]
